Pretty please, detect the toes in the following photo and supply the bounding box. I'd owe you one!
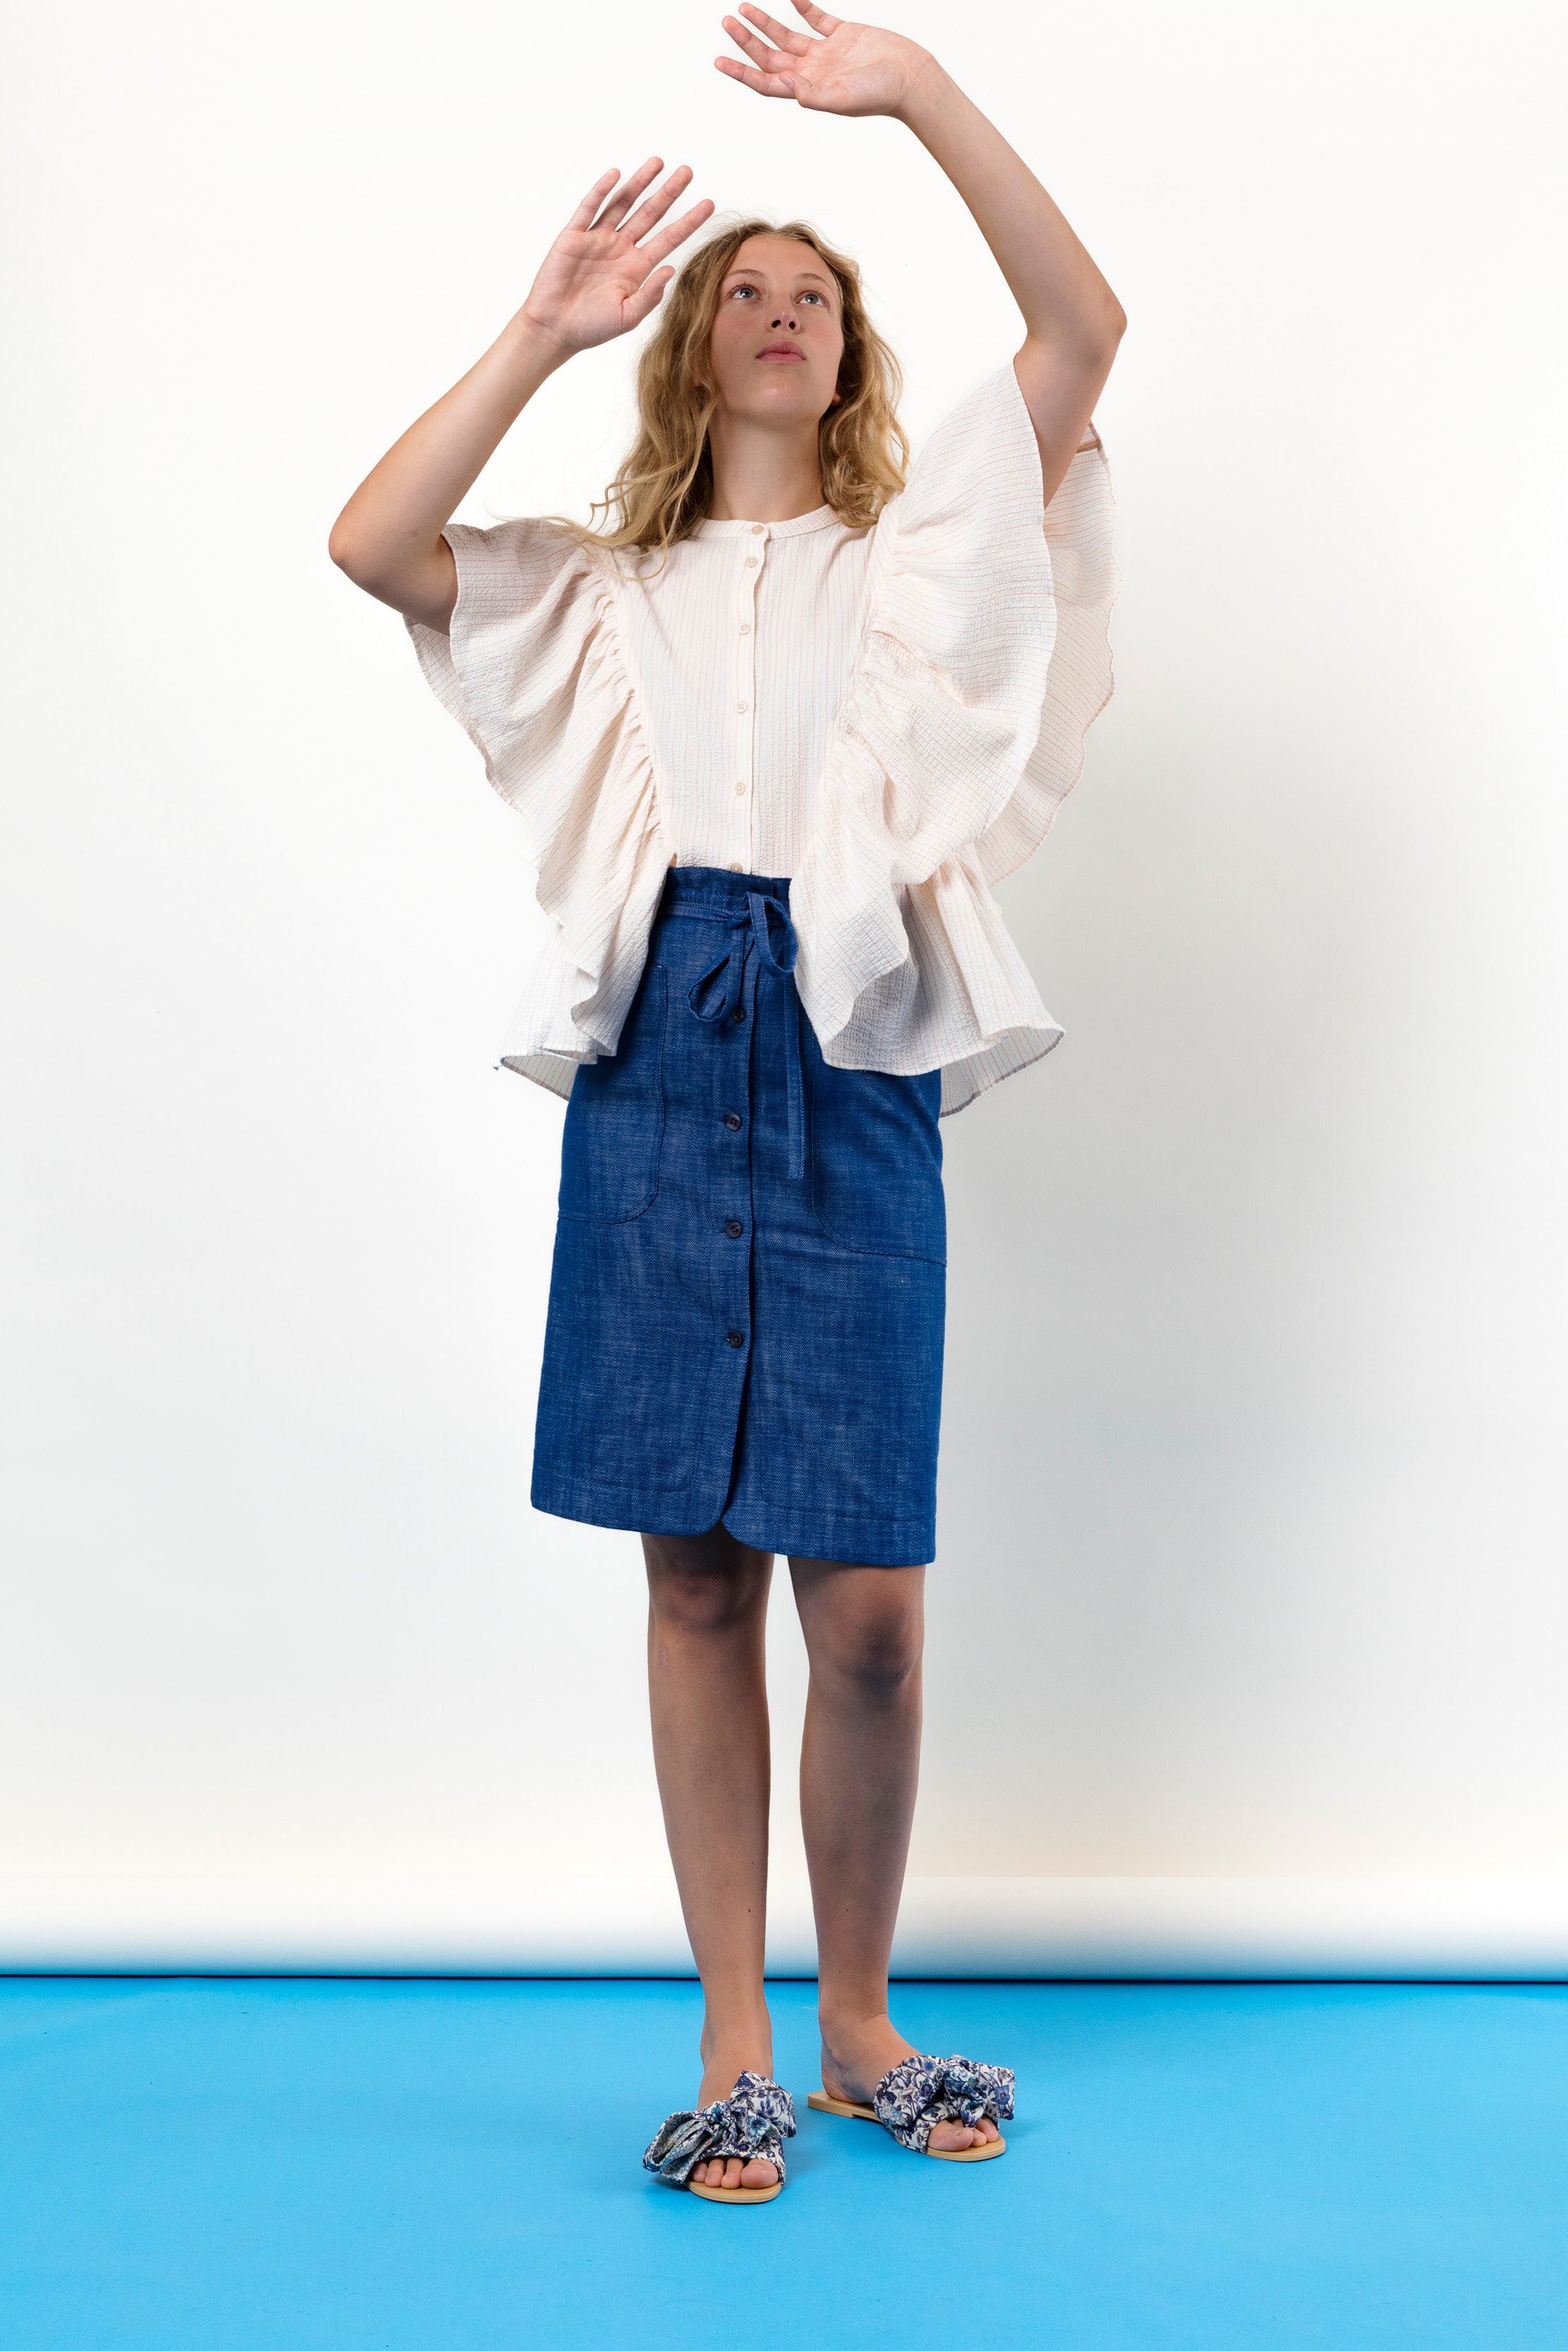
[928,2115,1002,2150]
[693,2153,774,2189]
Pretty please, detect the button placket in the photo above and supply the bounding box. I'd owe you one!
[716,946,755,1364]
[732,526,765,874]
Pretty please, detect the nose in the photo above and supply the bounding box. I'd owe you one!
[770,312,797,329]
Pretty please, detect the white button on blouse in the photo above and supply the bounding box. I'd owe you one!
[407,362,1117,1115]
[624,502,869,882]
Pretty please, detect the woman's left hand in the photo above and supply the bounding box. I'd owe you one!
[715,3,935,120]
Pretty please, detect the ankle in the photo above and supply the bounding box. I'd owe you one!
[817,1996,894,2049]
[699,2003,774,2068]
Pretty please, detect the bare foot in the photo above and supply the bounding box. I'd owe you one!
[820,2012,1002,2153]
[688,2022,781,2192]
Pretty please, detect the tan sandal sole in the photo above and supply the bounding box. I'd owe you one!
[807,2090,1006,2161]
[688,2177,783,2204]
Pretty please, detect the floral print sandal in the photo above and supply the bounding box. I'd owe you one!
[808,2053,1014,2161]
[643,2070,797,2204]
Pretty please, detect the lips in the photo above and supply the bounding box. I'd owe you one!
[757,345,805,361]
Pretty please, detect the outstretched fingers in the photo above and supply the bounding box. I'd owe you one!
[713,56,793,97]
[715,2,853,98]
[591,156,665,233]
[734,2,813,52]
[617,162,697,247]
[636,195,717,268]
[717,14,799,94]
[566,167,623,230]
[566,160,664,236]
[619,191,715,329]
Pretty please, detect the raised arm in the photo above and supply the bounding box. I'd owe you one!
[328,164,715,631]
[716,5,1124,503]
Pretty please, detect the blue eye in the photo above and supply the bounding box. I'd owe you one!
[728,283,829,308]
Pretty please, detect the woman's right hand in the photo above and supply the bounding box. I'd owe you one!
[518,162,715,354]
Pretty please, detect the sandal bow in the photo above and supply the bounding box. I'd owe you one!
[643,2069,798,2187]
[872,2053,1016,2153]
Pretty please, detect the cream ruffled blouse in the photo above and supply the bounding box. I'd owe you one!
[407,359,1117,1115]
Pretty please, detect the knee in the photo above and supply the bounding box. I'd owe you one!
[816,1592,923,1702]
[645,1538,768,1639]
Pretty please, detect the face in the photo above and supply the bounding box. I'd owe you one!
[705,234,846,428]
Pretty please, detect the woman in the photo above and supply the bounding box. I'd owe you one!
[330,2,1122,2204]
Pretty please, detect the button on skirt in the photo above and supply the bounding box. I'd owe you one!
[530,864,947,1567]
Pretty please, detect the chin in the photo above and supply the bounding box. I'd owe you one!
[741,382,827,419]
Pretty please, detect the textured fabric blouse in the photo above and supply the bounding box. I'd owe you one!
[407,359,1117,1114]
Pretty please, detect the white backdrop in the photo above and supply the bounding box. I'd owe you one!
[3,0,1564,1962]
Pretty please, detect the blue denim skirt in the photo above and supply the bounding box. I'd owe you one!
[530,864,947,1566]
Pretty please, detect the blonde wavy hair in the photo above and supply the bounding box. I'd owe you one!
[561,219,908,562]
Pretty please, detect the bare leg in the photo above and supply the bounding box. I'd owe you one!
[643,1523,779,2190]
[790,1558,999,2153]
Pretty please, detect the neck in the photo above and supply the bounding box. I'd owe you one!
[705,411,825,523]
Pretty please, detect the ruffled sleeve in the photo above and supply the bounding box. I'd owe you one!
[790,361,1117,1114]
[406,520,673,1097]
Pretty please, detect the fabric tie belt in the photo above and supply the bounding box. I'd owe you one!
[686,889,805,1180]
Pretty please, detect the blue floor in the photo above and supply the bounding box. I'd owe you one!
[1,1977,1564,2350]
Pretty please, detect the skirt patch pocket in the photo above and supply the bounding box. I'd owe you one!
[558,966,667,1223]
[808,1055,946,1264]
